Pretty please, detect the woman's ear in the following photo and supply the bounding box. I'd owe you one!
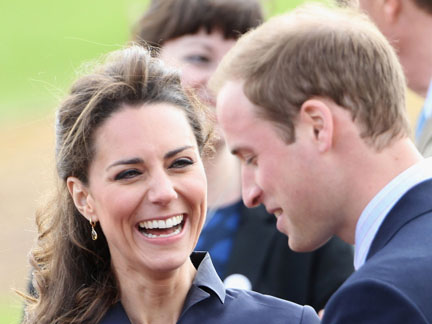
[299,98,334,153]
[66,177,98,222]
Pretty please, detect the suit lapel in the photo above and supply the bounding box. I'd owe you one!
[225,203,278,286]
[367,179,432,260]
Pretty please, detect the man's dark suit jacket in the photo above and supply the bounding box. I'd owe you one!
[322,179,432,323]
[223,203,354,311]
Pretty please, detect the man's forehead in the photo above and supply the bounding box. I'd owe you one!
[216,79,253,120]
[217,79,244,103]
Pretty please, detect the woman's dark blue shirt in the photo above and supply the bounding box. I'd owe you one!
[99,252,319,324]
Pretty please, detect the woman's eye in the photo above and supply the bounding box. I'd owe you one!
[170,158,194,169]
[114,169,142,180]
[184,54,210,65]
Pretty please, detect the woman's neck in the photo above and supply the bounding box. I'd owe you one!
[117,258,196,324]
[204,142,242,209]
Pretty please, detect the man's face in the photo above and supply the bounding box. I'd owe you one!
[216,80,338,251]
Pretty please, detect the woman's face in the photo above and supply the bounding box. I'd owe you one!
[160,29,236,107]
[84,103,207,276]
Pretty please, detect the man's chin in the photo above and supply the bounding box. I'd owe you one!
[288,236,331,253]
[288,239,313,253]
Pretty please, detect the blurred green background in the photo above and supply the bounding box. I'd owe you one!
[0,1,314,323]
[0,0,309,124]
[0,0,147,124]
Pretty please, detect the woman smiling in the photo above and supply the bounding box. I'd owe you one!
[21,45,319,324]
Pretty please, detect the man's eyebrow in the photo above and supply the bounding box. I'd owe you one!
[165,145,194,159]
[107,158,144,171]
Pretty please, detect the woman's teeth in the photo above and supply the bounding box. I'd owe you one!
[143,227,181,239]
[139,215,183,229]
[138,215,184,239]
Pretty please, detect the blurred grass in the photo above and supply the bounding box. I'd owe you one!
[0,298,22,324]
[0,0,148,123]
[0,0,312,124]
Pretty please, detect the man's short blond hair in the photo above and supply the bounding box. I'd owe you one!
[212,3,410,149]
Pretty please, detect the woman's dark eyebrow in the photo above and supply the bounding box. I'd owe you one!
[165,145,194,159]
[106,158,144,171]
[106,146,194,171]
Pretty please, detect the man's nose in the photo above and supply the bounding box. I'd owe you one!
[241,167,263,208]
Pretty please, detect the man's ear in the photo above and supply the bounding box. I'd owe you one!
[299,99,334,153]
[383,0,401,24]
[66,177,98,222]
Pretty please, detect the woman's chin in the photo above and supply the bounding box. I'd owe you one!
[142,252,193,276]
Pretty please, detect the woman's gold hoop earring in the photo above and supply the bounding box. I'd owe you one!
[90,219,98,241]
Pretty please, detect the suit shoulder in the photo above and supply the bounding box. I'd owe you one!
[323,276,429,324]
[224,289,320,323]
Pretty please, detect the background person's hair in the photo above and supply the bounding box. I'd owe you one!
[212,3,410,150]
[132,0,263,47]
[22,45,212,324]
[334,0,359,8]
[414,0,432,14]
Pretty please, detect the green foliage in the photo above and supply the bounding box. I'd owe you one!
[264,0,311,15]
[0,0,147,122]
[0,298,22,324]
[0,0,323,122]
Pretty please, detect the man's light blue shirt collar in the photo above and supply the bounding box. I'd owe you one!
[354,158,432,270]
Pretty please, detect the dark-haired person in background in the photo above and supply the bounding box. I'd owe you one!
[133,0,354,311]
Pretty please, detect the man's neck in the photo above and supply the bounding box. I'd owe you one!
[338,137,422,244]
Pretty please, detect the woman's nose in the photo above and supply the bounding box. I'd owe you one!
[147,171,178,205]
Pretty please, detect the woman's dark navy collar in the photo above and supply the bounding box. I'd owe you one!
[100,252,226,323]
[190,251,226,303]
